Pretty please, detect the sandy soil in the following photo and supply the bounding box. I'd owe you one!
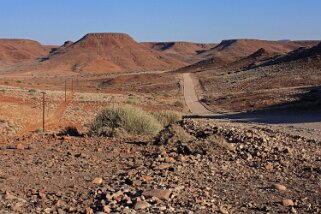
[183,73,212,115]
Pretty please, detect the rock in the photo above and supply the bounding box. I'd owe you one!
[85,207,94,214]
[122,207,135,214]
[62,136,72,141]
[44,208,52,214]
[57,208,66,214]
[291,207,297,213]
[112,191,123,200]
[282,199,294,207]
[140,175,153,183]
[272,183,287,191]
[92,177,103,185]
[143,189,172,200]
[178,155,189,162]
[165,157,175,163]
[5,191,16,200]
[155,124,196,145]
[13,202,24,212]
[154,163,172,170]
[219,206,229,214]
[265,163,273,171]
[134,201,151,210]
[16,143,24,150]
[103,206,111,213]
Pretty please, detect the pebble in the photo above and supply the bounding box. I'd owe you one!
[272,183,287,191]
[164,156,175,163]
[143,189,172,200]
[85,207,93,214]
[154,163,172,170]
[265,163,274,171]
[134,201,151,210]
[16,143,24,150]
[13,202,24,212]
[92,177,103,185]
[282,199,294,207]
[103,206,111,213]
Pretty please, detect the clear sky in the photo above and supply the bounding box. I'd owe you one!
[0,0,320,45]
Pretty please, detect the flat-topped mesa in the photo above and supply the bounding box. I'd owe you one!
[84,32,131,38]
[71,32,137,49]
[80,32,134,42]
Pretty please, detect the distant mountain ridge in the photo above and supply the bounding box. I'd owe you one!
[0,34,319,75]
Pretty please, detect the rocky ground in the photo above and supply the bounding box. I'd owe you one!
[0,119,320,213]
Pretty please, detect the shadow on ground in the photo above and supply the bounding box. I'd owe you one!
[185,86,321,125]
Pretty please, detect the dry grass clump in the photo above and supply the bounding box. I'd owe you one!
[152,110,181,127]
[90,105,163,136]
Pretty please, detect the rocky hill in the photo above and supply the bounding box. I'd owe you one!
[37,33,186,74]
[142,42,216,63]
[0,39,51,65]
[176,39,319,72]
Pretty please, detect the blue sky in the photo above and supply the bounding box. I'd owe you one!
[0,0,320,45]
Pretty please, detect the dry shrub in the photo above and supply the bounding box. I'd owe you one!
[90,105,162,136]
[155,124,235,155]
[155,124,196,145]
[152,110,181,127]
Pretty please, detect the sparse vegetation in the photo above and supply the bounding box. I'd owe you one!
[90,105,162,136]
[35,128,43,133]
[173,100,184,108]
[126,94,139,104]
[28,89,37,94]
[152,110,181,127]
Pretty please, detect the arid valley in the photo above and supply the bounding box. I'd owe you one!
[0,1,321,213]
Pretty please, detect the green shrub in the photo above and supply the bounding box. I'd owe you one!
[152,110,181,127]
[90,105,162,136]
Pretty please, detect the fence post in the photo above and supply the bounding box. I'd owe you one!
[71,78,74,93]
[65,79,67,102]
[42,92,46,132]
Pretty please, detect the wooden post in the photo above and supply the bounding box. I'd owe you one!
[71,78,74,93]
[65,79,67,102]
[42,92,45,132]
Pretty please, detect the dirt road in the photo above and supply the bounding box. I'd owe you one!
[183,73,321,141]
[183,73,212,115]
